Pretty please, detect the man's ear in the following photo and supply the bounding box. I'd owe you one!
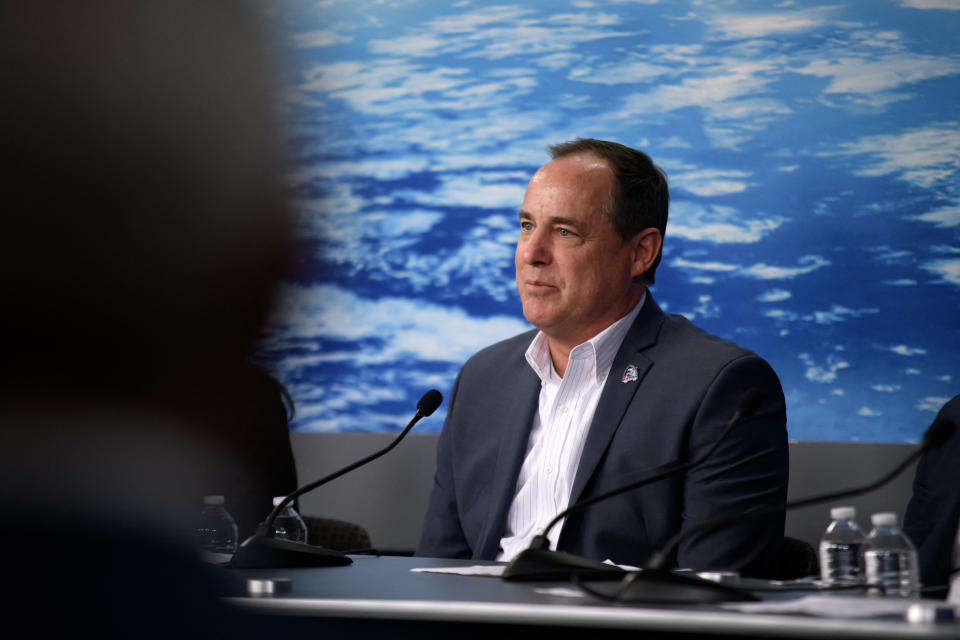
[629,228,662,279]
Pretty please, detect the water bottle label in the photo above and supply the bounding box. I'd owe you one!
[864,550,917,597]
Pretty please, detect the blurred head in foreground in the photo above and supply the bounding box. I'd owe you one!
[0,1,299,633]
[1,0,290,401]
[0,0,293,525]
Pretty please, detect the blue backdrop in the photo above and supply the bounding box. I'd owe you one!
[255,0,960,441]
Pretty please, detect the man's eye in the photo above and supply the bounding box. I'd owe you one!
[521,222,533,231]
[558,228,571,237]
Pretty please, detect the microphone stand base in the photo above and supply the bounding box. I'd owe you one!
[228,536,352,569]
[608,569,759,604]
[502,548,626,581]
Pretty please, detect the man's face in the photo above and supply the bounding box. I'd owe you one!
[515,153,645,349]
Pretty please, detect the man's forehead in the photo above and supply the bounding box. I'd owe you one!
[535,151,611,178]
[525,157,612,204]
[523,153,614,209]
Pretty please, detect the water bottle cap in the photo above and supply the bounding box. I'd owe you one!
[203,495,225,505]
[871,512,898,526]
[830,506,856,520]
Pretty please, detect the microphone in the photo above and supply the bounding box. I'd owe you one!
[588,416,958,604]
[645,415,957,574]
[229,388,443,569]
[501,388,764,583]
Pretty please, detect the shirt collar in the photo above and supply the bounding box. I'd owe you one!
[524,290,647,383]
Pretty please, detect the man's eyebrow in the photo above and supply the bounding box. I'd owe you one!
[517,211,584,229]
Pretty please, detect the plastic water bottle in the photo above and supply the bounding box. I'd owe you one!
[271,496,308,543]
[819,506,866,586]
[863,512,919,597]
[196,495,239,563]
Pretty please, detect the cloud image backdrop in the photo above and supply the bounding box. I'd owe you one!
[255,0,960,441]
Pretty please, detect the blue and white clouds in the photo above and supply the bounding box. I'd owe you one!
[259,0,960,441]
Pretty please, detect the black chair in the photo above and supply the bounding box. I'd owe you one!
[304,516,372,552]
[775,535,819,580]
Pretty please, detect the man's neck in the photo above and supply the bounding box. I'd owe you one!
[546,288,646,377]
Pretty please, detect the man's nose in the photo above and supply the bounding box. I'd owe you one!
[518,227,550,265]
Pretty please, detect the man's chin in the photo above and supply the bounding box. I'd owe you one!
[521,308,560,333]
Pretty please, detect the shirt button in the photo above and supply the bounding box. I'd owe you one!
[559,405,568,413]
[545,465,554,475]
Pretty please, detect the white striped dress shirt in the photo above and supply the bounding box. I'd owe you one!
[497,293,646,561]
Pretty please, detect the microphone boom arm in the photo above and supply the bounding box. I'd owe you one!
[259,413,423,536]
[532,388,764,549]
[230,388,442,569]
[647,417,955,571]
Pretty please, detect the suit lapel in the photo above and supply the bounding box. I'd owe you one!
[475,361,540,559]
[568,295,666,505]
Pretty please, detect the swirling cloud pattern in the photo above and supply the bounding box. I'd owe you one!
[257,0,960,442]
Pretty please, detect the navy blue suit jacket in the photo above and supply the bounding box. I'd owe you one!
[416,295,789,577]
[904,394,960,593]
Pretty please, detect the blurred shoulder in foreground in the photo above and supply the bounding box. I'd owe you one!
[0,0,299,634]
[904,394,960,597]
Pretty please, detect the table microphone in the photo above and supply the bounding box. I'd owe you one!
[501,388,764,583]
[582,415,958,604]
[229,388,443,569]
[645,415,956,574]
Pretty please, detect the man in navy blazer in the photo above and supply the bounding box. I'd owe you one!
[416,139,788,577]
[904,394,960,596]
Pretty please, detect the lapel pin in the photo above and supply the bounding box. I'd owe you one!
[621,364,639,384]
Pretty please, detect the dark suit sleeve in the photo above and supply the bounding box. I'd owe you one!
[675,354,789,578]
[904,395,960,591]
[415,370,472,558]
